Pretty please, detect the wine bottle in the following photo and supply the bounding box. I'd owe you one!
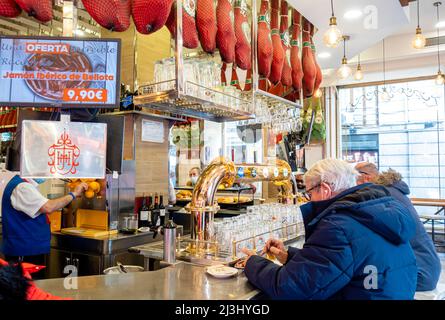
[138,194,150,228]
[148,193,155,227]
[159,194,166,226]
[153,193,160,227]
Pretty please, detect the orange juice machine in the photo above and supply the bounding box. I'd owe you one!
[54,159,136,238]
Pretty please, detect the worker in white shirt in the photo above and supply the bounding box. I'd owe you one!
[1,175,87,279]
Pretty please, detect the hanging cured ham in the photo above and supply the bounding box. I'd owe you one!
[216,0,236,63]
[81,0,131,32]
[269,0,284,84]
[301,17,316,97]
[132,0,174,35]
[234,0,251,70]
[196,0,217,53]
[290,9,303,96]
[0,0,21,18]
[230,64,242,90]
[221,62,228,86]
[244,68,252,91]
[310,23,323,93]
[279,0,292,87]
[15,0,53,22]
[257,0,273,78]
[165,1,199,49]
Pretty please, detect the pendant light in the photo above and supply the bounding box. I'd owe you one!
[337,36,351,79]
[434,2,444,85]
[323,0,342,48]
[412,0,426,49]
[380,39,391,102]
[354,54,364,81]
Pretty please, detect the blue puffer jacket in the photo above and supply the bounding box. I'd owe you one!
[384,180,441,291]
[245,183,418,300]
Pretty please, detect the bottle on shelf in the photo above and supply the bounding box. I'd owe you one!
[153,193,160,227]
[138,193,151,228]
[148,193,155,227]
[159,194,166,226]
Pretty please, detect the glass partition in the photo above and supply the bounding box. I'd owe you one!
[339,79,445,199]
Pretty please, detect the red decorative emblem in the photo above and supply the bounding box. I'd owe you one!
[48,129,80,175]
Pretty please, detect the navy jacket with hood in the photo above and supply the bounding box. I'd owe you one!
[245,183,418,300]
[384,180,441,291]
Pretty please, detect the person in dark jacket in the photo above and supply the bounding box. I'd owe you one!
[242,159,417,300]
[370,168,441,291]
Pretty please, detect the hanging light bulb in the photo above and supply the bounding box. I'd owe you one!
[354,54,364,81]
[412,28,426,49]
[337,58,352,79]
[378,39,392,102]
[434,2,444,86]
[337,36,351,79]
[323,0,342,47]
[435,71,445,85]
[354,65,364,81]
[412,0,426,49]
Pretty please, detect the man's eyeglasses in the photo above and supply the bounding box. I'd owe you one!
[304,182,322,200]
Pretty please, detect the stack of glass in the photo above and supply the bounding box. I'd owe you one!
[148,57,254,113]
[238,97,302,134]
[213,203,304,258]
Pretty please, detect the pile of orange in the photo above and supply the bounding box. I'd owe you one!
[67,179,101,199]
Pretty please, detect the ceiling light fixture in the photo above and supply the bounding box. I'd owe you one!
[412,0,426,49]
[323,0,342,48]
[354,54,364,81]
[434,2,444,85]
[343,9,362,20]
[337,36,351,79]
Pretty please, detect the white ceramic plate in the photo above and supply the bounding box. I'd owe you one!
[206,265,238,278]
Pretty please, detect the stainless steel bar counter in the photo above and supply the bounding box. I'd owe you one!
[35,261,260,300]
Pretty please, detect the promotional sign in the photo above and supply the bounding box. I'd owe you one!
[20,120,107,178]
[0,36,120,108]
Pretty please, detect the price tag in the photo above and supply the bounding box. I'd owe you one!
[63,88,108,102]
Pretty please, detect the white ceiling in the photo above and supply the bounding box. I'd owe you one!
[288,0,411,69]
[396,0,445,35]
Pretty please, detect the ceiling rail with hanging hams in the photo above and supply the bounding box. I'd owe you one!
[0,0,321,122]
[130,0,325,122]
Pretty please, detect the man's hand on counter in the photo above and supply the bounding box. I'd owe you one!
[241,239,289,266]
[73,182,88,197]
[264,239,288,265]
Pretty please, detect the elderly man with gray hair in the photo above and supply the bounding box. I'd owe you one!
[243,158,418,300]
